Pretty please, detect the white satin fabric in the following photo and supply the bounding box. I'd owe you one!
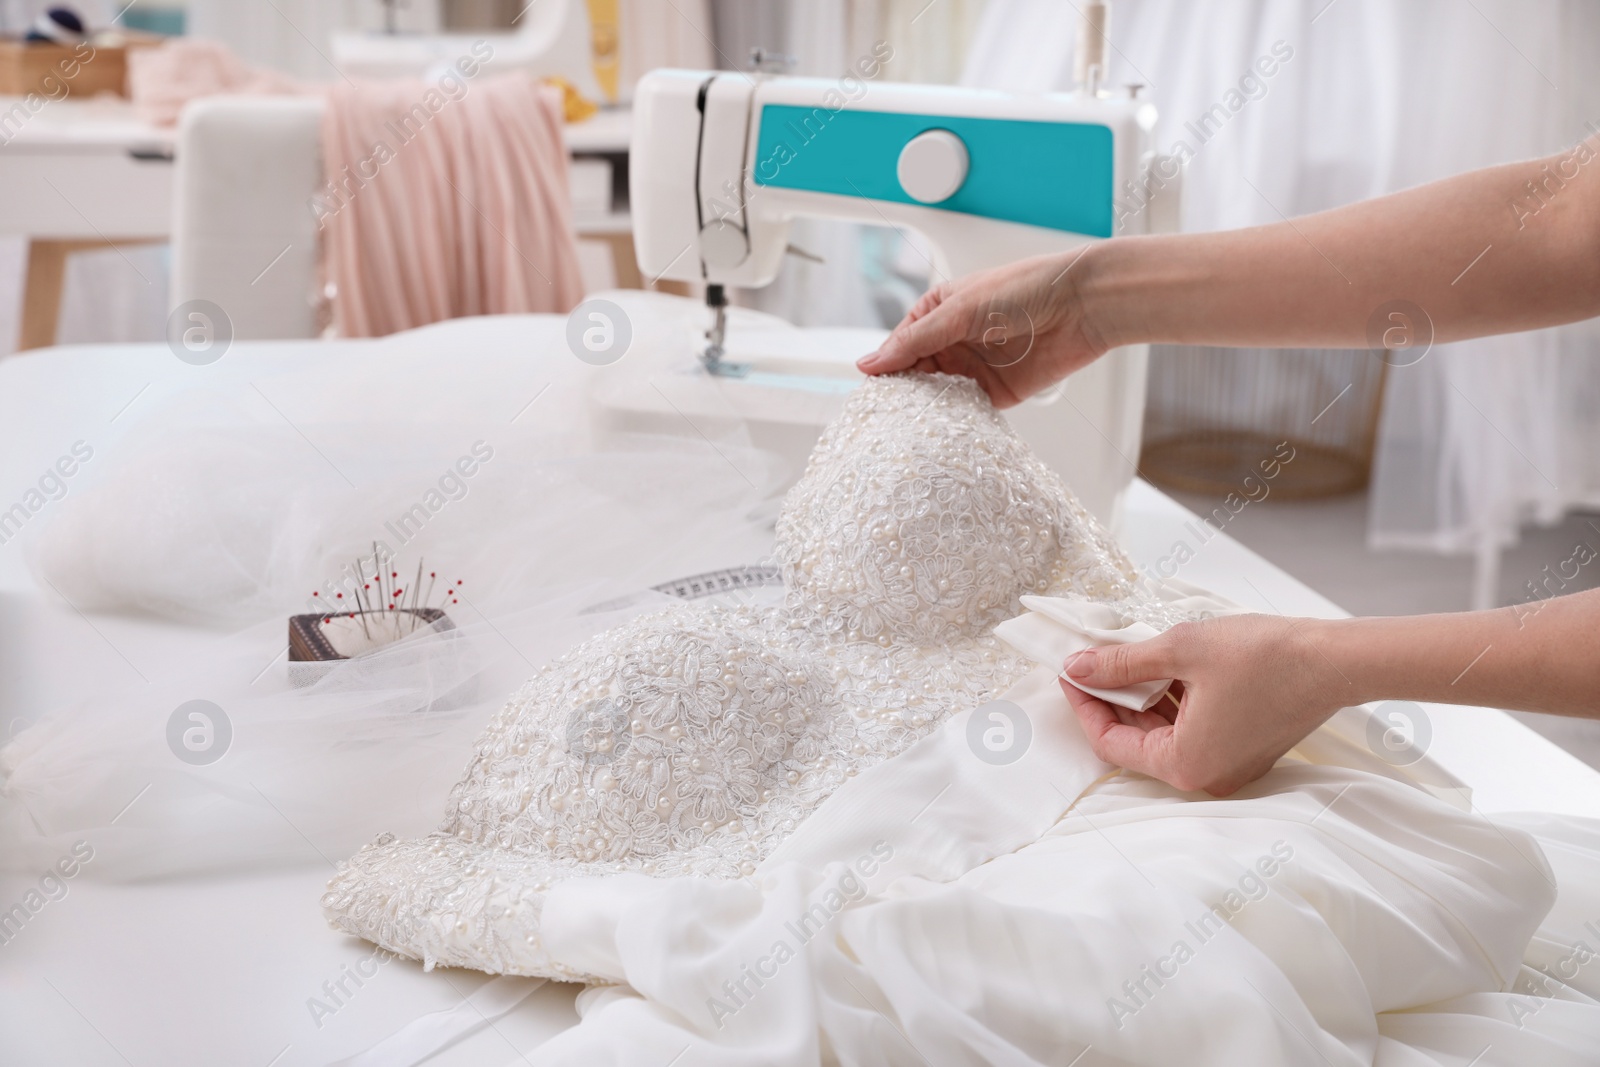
[472,608,1600,1064]
[470,591,1600,1064]
[527,726,1600,1064]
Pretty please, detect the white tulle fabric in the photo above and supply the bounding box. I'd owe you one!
[0,308,795,882]
[320,373,1191,979]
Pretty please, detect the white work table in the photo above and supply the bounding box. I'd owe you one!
[2,325,1597,1065]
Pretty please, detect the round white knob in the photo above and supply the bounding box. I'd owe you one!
[897,129,969,204]
[698,217,748,269]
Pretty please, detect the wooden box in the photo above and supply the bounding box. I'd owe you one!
[0,37,129,100]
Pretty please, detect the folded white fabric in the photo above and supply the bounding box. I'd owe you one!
[994,594,1177,712]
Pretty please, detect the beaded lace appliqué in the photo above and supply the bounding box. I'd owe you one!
[322,373,1186,980]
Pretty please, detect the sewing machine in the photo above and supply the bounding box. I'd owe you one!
[330,0,603,100]
[608,62,1180,526]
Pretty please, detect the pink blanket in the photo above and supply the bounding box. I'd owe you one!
[129,42,584,336]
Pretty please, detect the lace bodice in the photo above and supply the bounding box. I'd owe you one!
[777,373,1129,644]
[322,373,1175,980]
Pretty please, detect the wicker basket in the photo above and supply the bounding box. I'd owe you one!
[1140,348,1389,499]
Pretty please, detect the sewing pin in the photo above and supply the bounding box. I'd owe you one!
[351,559,373,638]
[410,560,424,632]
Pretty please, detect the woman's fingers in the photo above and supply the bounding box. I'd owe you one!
[1065,629,1186,688]
[1061,678,1179,778]
[858,294,969,374]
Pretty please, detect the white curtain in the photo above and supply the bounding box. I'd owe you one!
[964,0,1600,595]
[618,0,713,98]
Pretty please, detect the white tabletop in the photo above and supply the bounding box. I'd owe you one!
[2,326,1596,1065]
[563,106,631,154]
[0,98,628,242]
[0,95,176,152]
[0,95,628,153]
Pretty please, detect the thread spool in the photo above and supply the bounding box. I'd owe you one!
[1074,1,1111,97]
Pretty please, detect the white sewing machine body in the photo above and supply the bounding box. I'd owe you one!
[631,70,1169,287]
[330,0,603,99]
[611,68,1178,527]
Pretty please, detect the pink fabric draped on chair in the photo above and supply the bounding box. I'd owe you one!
[318,75,585,337]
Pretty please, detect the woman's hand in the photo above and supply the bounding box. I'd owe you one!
[855,251,1110,408]
[1059,614,1355,796]
[861,146,1600,405]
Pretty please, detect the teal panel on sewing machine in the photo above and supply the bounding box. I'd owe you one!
[751,105,1116,238]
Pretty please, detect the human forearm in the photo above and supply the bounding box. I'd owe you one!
[1060,588,1600,796]
[1078,146,1600,352]
[1312,588,1600,719]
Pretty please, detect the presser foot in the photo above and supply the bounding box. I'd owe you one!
[700,283,749,377]
[700,347,751,378]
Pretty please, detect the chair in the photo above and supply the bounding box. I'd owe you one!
[170,96,325,340]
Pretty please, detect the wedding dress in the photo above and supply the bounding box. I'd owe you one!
[317,369,1600,1067]
[321,371,1196,979]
